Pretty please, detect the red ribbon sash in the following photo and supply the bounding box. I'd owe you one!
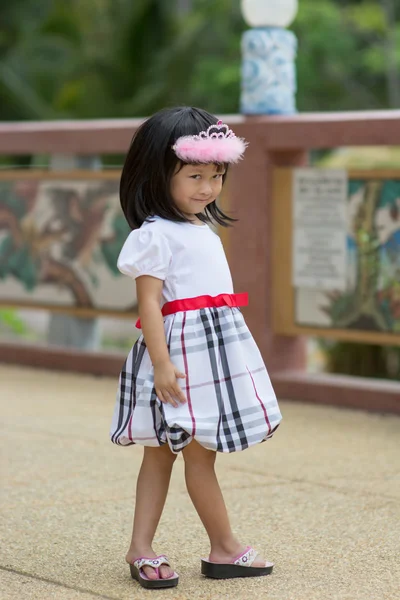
[135,292,248,329]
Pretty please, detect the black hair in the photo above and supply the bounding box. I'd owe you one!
[120,106,236,229]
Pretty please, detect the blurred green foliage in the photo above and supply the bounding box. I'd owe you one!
[0,0,399,120]
[320,340,400,380]
[0,309,28,335]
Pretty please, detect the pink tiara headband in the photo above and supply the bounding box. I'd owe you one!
[172,120,248,164]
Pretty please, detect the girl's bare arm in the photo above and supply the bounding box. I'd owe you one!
[136,275,186,407]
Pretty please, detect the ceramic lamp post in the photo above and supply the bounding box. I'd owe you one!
[240,0,298,114]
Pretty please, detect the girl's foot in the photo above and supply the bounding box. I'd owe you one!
[203,544,273,579]
[126,548,174,580]
[209,543,269,567]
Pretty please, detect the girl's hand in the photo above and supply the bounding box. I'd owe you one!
[154,361,187,408]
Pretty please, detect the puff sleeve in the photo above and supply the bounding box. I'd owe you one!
[117,229,172,280]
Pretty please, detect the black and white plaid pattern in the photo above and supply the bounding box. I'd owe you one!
[110,307,282,453]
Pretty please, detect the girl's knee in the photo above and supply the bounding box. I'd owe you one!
[182,440,216,466]
[143,444,178,465]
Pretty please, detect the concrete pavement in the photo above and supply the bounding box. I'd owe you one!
[1,364,399,600]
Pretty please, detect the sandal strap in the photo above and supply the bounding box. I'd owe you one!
[134,555,170,570]
[233,546,258,567]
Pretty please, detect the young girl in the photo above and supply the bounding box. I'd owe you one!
[110,106,282,589]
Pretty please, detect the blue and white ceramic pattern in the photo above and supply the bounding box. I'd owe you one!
[240,27,297,115]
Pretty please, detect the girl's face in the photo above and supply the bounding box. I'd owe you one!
[170,163,225,219]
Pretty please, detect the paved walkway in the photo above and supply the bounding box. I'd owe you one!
[1,365,399,600]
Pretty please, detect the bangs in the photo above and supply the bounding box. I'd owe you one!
[176,161,228,174]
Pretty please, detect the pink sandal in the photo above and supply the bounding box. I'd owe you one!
[130,555,179,589]
[201,546,274,579]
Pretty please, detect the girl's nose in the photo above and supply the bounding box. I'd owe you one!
[200,182,212,196]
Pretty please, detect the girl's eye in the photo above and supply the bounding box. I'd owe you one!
[189,173,225,180]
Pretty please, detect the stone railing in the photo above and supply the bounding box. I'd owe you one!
[0,110,399,413]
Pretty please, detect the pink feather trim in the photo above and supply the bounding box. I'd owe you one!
[173,136,248,164]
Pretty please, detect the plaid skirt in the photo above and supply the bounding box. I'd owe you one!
[110,307,282,453]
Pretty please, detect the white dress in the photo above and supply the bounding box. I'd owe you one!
[110,216,282,453]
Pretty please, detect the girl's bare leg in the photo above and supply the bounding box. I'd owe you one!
[182,440,266,565]
[125,444,177,579]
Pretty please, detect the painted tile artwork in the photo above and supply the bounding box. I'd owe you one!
[296,179,400,334]
[0,174,136,315]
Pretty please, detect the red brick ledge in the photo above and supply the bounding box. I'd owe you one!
[272,370,400,415]
[1,111,399,154]
[0,341,123,378]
